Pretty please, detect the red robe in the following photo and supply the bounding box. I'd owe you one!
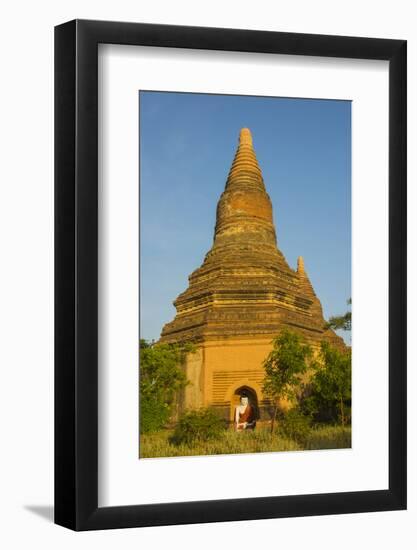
[238,405,254,423]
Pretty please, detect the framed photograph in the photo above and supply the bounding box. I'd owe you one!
[55,20,406,530]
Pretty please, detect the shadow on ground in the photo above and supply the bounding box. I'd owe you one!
[24,505,54,523]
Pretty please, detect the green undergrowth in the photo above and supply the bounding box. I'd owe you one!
[139,424,351,458]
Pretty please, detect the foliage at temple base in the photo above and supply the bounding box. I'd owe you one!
[301,341,352,425]
[170,408,227,446]
[139,339,194,433]
[262,329,312,433]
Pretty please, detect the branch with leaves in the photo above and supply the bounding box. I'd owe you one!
[325,298,351,332]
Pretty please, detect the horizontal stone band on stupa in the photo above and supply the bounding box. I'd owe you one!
[160,128,343,349]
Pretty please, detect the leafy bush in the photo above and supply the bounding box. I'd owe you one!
[277,407,311,444]
[139,339,193,433]
[140,397,171,434]
[170,408,226,446]
[301,342,351,425]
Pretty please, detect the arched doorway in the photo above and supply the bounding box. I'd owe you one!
[230,385,259,423]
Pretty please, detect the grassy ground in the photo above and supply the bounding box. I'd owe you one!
[139,424,351,458]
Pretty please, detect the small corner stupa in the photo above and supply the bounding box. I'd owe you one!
[160,128,344,420]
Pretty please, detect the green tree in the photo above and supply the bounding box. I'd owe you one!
[139,339,193,433]
[306,342,351,425]
[262,330,312,433]
[326,298,351,331]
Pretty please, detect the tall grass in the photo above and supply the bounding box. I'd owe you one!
[139,425,351,459]
[304,425,351,450]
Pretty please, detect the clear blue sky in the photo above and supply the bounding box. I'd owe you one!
[140,91,351,344]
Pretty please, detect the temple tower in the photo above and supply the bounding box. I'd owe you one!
[160,128,344,420]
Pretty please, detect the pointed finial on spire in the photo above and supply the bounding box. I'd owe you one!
[225,128,264,191]
[239,128,253,146]
[297,256,306,276]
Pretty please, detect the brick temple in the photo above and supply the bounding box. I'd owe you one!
[160,128,344,420]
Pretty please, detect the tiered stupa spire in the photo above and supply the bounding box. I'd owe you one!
[160,128,342,349]
[212,128,276,253]
[225,128,265,191]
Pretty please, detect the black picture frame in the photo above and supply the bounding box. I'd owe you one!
[55,19,407,531]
